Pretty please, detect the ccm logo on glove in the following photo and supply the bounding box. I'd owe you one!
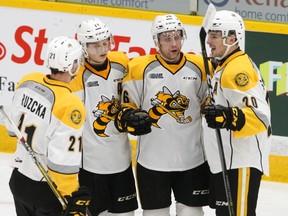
[201,105,245,131]
[63,187,91,216]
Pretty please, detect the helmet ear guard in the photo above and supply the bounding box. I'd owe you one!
[46,36,83,76]
[151,14,187,50]
[76,18,115,58]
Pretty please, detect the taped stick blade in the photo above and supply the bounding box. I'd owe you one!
[202,3,217,33]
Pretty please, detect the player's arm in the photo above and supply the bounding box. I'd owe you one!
[48,95,86,197]
[223,68,270,138]
[202,67,270,138]
[48,96,91,215]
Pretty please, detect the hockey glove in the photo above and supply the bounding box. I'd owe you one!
[63,187,91,216]
[201,105,245,131]
[114,107,152,136]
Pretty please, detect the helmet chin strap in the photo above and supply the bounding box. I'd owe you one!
[215,45,230,61]
[215,37,237,61]
[69,64,80,78]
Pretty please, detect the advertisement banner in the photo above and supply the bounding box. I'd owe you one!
[0,1,286,138]
[60,0,194,14]
[245,31,288,136]
[198,0,288,23]
[0,6,202,108]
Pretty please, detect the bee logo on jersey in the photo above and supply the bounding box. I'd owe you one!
[235,72,249,87]
[149,86,192,128]
[92,95,121,137]
[71,109,82,125]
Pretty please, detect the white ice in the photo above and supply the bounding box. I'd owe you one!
[1,152,288,216]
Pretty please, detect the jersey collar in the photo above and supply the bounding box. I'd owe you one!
[43,75,72,92]
[216,49,245,71]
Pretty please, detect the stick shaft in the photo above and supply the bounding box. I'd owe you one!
[199,4,235,216]
[0,105,67,209]
[101,113,115,120]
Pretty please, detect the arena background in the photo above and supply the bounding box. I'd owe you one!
[0,0,287,182]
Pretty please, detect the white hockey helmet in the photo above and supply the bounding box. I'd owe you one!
[151,14,187,48]
[209,10,245,60]
[46,36,82,76]
[77,18,115,56]
[209,10,245,44]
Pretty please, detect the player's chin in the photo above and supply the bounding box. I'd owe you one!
[99,54,107,59]
[210,48,216,54]
[170,51,180,58]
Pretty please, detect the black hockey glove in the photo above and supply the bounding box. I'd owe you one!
[114,107,152,136]
[63,187,91,216]
[201,105,245,131]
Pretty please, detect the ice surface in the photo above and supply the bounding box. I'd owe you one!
[1,152,288,216]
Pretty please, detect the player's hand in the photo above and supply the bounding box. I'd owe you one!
[63,187,91,216]
[201,105,245,131]
[115,108,152,136]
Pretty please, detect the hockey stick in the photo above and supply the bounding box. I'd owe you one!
[0,105,91,216]
[0,105,67,209]
[101,113,115,121]
[199,4,235,216]
[0,106,91,215]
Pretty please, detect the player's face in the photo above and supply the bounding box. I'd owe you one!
[86,39,111,64]
[158,30,183,62]
[207,31,227,58]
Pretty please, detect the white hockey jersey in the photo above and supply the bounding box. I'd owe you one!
[8,72,86,196]
[69,51,131,174]
[122,53,208,171]
[203,50,271,175]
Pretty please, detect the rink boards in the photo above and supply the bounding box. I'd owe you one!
[1,125,288,183]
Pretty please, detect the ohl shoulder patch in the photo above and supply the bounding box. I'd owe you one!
[71,109,82,125]
[235,73,249,87]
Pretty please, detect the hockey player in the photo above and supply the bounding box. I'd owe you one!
[116,14,210,216]
[201,10,271,216]
[6,36,91,216]
[69,18,149,216]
